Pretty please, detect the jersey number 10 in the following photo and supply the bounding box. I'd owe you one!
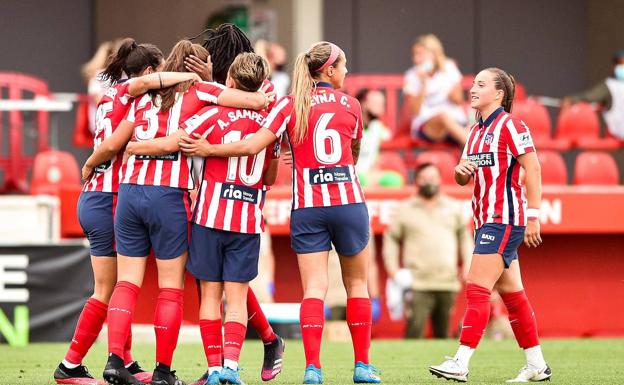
[223,130,267,186]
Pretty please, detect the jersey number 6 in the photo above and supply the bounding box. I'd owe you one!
[313,112,342,164]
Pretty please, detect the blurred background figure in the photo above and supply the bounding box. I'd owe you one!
[255,39,290,97]
[354,89,393,187]
[249,225,276,303]
[81,40,120,134]
[561,49,624,139]
[403,34,467,146]
[383,163,472,338]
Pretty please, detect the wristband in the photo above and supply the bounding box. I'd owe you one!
[158,73,163,88]
[527,208,539,220]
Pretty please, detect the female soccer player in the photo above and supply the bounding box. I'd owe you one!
[126,52,277,385]
[429,68,551,383]
[101,40,271,385]
[186,23,285,384]
[54,38,201,385]
[179,41,381,384]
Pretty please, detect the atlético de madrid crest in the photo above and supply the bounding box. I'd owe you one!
[484,133,494,145]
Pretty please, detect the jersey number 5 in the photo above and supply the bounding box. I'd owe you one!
[313,112,342,164]
[223,130,267,186]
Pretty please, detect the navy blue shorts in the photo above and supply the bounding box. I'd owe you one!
[77,191,116,257]
[290,203,370,256]
[474,223,526,268]
[114,184,191,260]
[187,223,260,282]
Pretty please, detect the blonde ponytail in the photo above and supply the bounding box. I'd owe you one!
[290,41,343,144]
[291,52,315,143]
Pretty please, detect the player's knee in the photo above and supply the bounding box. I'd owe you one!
[92,280,115,303]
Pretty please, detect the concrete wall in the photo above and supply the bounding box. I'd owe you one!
[323,0,591,97]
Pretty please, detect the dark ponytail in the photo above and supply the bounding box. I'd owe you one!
[486,67,516,112]
[100,37,163,84]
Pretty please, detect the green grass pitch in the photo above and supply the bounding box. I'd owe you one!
[1,339,623,384]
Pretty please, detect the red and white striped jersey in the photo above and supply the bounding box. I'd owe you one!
[262,82,365,210]
[83,81,134,193]
[120,81,225,189]
[183,105,274,234]
[461,107,536,229]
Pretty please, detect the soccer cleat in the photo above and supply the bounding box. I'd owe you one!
[429,356,469,383]
[261,336,285,381]
[103,354,145,385]
[353,362,381,383]
[205,370,221,385]
[150,367,185,385]
[186,371,207,385]
[302,365,323,384]
[219,367,245,385]
[125,361,152,383]
[54,363,106,385]
[506,364,552,383]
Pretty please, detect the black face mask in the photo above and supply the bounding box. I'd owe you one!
[418,183,439,199]
[275,64,285,72]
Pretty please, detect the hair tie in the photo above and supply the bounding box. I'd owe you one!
[316,43,340,72]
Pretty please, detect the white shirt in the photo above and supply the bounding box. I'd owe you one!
[404,60,467,132]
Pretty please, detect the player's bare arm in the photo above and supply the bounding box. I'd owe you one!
[127,72,201,97]
[263,159,280,186]
[453,159,477,186]
[179,127,276,157]
[351,138,361,165]
[217,87,275,111]
[82,119,134,180]
[125,130,187,157]
[517,151,543,248]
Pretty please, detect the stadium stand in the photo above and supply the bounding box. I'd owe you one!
[573,151,620,185]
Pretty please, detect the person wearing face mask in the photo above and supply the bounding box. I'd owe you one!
[561,49,624,139]
[382,163,473,339]
[403,34,468,145]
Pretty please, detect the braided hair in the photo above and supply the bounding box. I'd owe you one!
[190,23,254,84]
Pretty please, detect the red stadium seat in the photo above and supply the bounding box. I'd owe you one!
[377,152,408,181]
[413,150,458,185]
[573,151,620,185]
[30,150,81,195]
[556,103,619,150]
[512,98,570,151]
[537,150,568,185]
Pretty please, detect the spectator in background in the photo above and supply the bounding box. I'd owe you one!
[561,49,624,139]
[81,40,120,133]
[255,39,290,97]
[249,226,276,303]
[383,163,472,338]
[354,89,392,186]
[404,34,467,145]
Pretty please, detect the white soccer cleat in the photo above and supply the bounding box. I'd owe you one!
[506,364,552,382]
[429,356,469,382]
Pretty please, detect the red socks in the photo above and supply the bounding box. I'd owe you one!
[200,319,223,368]
[107,281,140,358]
[123,328,134,365]
[223,321,247,363]
[501,290,540,349]
[346,298,372,364]
[300,298,324,368]
[154,288,184,366]
[65,297,108,364]
[459,283,491,348]
[247,288,277,342]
